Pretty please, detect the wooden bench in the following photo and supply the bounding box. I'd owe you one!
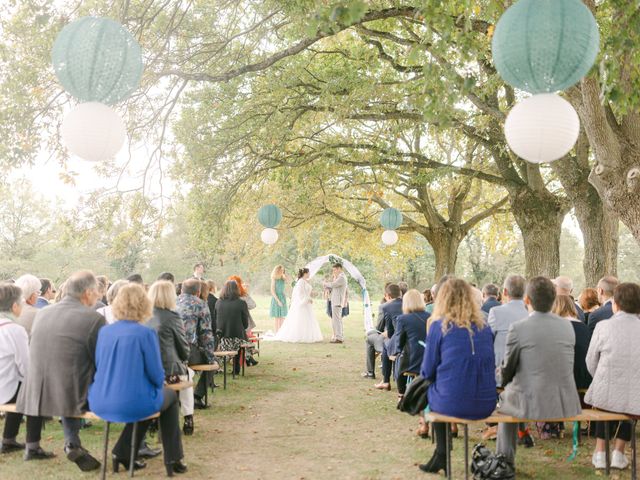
[239,343,258,377]
[426,409,635,480]
[214,351,238,389]
[190,365,219,406]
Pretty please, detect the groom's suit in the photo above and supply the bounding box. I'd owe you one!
[326,272,347,341]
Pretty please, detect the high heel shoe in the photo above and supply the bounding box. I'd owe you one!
[112,455,146,473]
[418,451,448,474]
[165,460,188,476]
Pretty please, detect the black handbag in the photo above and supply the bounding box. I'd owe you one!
[397,375,431,415]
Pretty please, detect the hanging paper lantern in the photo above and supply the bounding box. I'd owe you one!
[261,228,279,245]
[381,230,399,246]
[492,0,599,93]
[52,17,143,105]
[504,94,580,164]
[61,102,126,161]
[258,204,282,228]
[380,208,403,230]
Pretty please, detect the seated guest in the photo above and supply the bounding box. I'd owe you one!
[228,276,258,365]
[398,281,408,296]
[496,277,581,469]
[206,281,218,333]
[157,272,175,283]
[425,284,437,314]
[423,288,433,309]
[362,287,389,379]
[17,271,105,471]
[177,279,215,409]
[393,289,429,398]
[148,281,193,435]
[552,295,592,391]
[588,276,619,336]
[14,274,41,336]
[94,275,108,308]
[88,283,187,476]
[586,282,640,470]
[35,279,54,309]
[0,283,54,460]
[481,283,501,313]
[215,280,250,375]
[374,284,403,391]
[553,276,585,321]
[96,279,128,324]
[126,273,144,284]
[578,287,600,325]
[419,278,496,474]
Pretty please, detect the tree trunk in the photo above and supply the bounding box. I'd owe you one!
[510,188,568,278]
[426,228,462,281]
[551,136,619,287]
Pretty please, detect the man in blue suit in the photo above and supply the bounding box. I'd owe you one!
[588,276,618,336]
[481,284,501,313]
[373,284,403,390]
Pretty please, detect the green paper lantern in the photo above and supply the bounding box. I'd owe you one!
[258,204,282,228]
[492,0,599,94]
[52,17,143,105]
[380,208,403,230]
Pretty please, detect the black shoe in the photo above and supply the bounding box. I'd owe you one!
[112,455,146,473]
[361,372,375,379]
[65,446,101,471]
[137,442,162,459]
[183,415,194,436]
[247,358,258,366]
[1,440,25,454]
[81,420,93,429]
[24,447,55,461]
[518,432,535,448]
[165,460,188,476]
[193,398,209,410]
[418,451,447,474]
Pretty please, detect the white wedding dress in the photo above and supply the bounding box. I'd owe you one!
[274,278,323,343]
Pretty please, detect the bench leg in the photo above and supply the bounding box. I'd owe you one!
[130,422,138,478]
[101,421,110,480]
[204,373,209,408]
[464,424,469,480]
[632,420,637,480]
[445,422,452,480]
[223,357,228,389]
[241,348,245,377]
[605,421,611,476]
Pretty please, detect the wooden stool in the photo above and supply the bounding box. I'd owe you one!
[190,365,219,406]
[214,351,238,389]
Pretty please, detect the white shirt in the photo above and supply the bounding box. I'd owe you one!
[0,313,29,404]
[96,305,116,324]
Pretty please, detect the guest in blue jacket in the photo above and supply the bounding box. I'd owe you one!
[419,278,496,475]
[88,283,187,476]
[393,289,429,397]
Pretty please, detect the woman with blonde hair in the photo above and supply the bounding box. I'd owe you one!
[418,278,496,475]
[147,281,193,436]
[269,265,288,332]
[88,283,187,476]
[392,289,429,399]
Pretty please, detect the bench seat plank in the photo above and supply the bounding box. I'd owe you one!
[426,408,630,424]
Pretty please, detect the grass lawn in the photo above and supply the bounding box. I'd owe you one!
[0,294,631,479]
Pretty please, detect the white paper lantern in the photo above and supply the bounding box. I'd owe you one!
[504,93,580,164]
[61,102,126,161]
[261,228,279,245]
[381,230,398,246]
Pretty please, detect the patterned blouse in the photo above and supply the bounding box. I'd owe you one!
[176,293,215,363]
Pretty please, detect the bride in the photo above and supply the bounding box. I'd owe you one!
[274,268,323,343]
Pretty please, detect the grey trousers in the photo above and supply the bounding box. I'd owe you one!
[331,305,344,341]
[61,417,84,449]
[496,422,518,463]
[365,332,384,374]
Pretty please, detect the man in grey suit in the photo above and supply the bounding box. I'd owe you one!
[496,276,582,467]
[487,275,527,384]
[17,271,105,471]
[323,263,347,343]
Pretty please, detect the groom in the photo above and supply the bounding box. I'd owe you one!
[323,263,347,344]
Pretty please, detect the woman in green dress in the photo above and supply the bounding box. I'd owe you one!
[270,265,288,332]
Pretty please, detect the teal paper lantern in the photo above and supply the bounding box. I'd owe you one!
[380,208,403,230]
[492,0,599,94]
[258,205,282,228]
[52,17,143,105]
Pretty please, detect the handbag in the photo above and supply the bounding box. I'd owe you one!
[397,375,431,415]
